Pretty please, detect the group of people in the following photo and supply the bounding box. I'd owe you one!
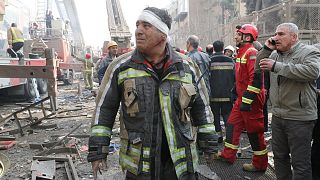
[85,6,320,180]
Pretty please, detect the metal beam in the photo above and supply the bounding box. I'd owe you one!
[0,65,55,78]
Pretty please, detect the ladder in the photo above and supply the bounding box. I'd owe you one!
[106,0,131,48]
[36,0,52,21]
[35,0,53,37]
[54,0,84,49]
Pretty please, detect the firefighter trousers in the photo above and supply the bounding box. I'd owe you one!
[221,96,268,170]
[125,156,198,180]
[83,71,93,89]
[210,101,233,132]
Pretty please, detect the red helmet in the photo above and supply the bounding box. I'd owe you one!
[238,24,258,41]
[85,53,91,59]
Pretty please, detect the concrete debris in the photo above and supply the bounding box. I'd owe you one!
[197,164,221,180]
[31,160,55,179]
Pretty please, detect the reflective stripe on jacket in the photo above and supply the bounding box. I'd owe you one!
[7,27,24,45]
[209,52,235,101]
[90,44,216,179]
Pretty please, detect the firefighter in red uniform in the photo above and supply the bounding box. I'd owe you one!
[217,24,268,172]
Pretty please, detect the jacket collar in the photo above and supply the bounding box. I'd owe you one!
[278,41,300,55]
[213,52,223,56]
[131,43,183,68]
[237,43,254,54]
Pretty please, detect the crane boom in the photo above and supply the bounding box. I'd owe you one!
[106,0,131,49]
[54,0,84,49]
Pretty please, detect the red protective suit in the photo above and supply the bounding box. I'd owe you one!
[221,43,268,170]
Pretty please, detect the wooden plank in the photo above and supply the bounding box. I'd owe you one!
[67,157,79,180]
[45,49,58,110]
[64,162,73,180]
[44,147,78,155]
[29,141,61,150]
[33,156,68,162]
[0,135,16,141]
[36,123,82,156]
[51,134,90,138]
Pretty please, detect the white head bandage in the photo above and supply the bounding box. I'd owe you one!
[138,10,169,36]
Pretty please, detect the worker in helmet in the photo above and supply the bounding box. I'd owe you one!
[216,24,268,172]
[75,53,94,90]
[224,45,235,59]
[97,40,118,84]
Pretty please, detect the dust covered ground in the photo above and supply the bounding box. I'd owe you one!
[0,80,274,180]
[0,80,124,180]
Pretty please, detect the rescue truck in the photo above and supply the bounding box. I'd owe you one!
[0,0,84,100]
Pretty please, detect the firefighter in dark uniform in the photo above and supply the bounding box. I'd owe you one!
[209,40,235,143]
[87,7,218,180]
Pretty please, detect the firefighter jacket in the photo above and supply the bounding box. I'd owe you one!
[7,27,24,45]
[257,42,320,121]
[209,52,235,102]
[97,53,114,83]
[236,43,264,111]
[88,44,218,179]
[187,49,211,94]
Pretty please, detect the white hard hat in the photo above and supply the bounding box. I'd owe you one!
[224,45,235,52]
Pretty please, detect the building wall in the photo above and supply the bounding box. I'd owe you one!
[168,0,224,49]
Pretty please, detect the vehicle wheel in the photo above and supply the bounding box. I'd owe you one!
[24,78,36,99]
[36,78,48,94]
[63,70,74,85]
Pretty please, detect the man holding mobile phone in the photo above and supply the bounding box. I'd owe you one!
[258,22,320,180]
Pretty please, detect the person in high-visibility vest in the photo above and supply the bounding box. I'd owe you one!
[7,23,24,59]
[76,53,94,90]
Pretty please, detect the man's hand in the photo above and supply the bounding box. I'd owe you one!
[259,58,275,71]
[91,159,107,180]
[264,37,276,50]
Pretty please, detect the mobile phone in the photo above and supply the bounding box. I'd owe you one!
[271,39,276,45]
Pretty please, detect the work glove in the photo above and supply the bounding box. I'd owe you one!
[87,136,109,162]
[240,102,251,112]
[197,132,219,154]
[87,149,108,162]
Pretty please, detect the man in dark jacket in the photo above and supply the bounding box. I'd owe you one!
[97,41,118,84]
[88,7,218,180]
[186,35,211,94]
[209,40,235,143]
